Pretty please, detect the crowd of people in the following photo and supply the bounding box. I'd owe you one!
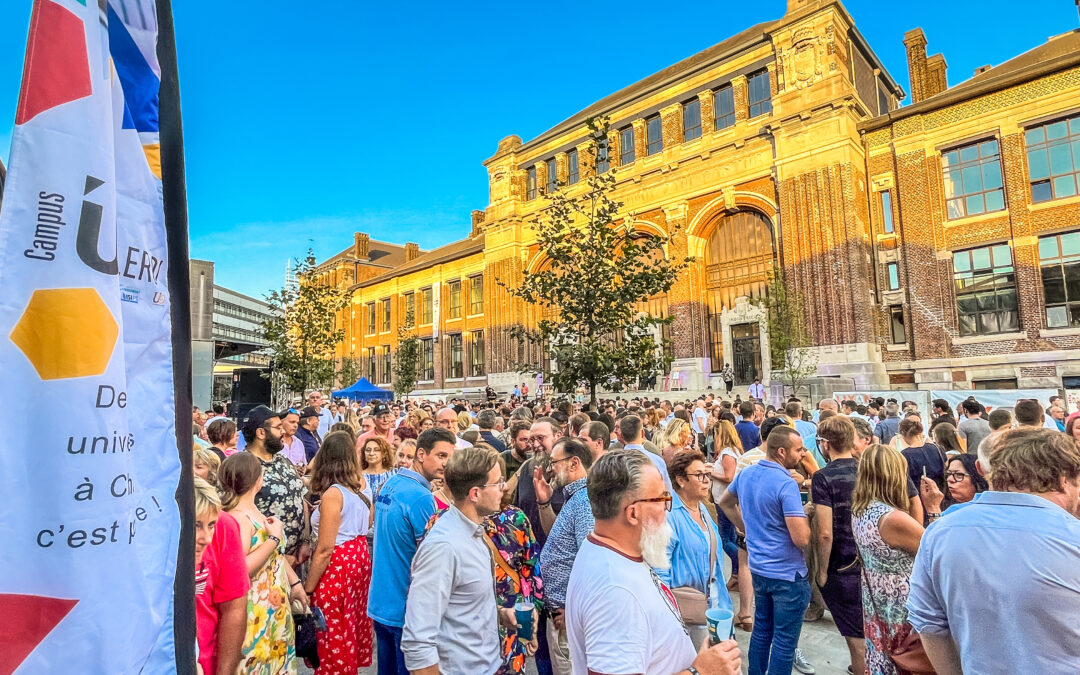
[191,387,1080,675]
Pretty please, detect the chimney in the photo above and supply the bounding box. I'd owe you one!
[353,232,370,259]
[405,242,420,262]
[470,209,485,237]
[974,64,992,76]
[903,28,929,104]
[925,53,948,98]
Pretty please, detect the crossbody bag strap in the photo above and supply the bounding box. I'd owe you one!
[481,532,520,589]
[706,512,717,589]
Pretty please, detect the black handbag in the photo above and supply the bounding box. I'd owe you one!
[293,610,320,668]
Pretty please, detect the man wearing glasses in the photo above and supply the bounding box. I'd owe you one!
[566,449,741,675]
[403,446,532,675]
[719,426,811,675]
[536,438,596,675]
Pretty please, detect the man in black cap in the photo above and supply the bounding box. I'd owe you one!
[242,405,307,563]
[296,406,322,463]
[357,401,395,448]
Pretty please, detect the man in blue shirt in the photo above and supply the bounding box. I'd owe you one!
[785,400,825,468]
[735,401,762,451]
[537,438,595,675]
[874,402,901,443]
[368,427,455,675]
[720,426,811,675]
[908,429,1080,675]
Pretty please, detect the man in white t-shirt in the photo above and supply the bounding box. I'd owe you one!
[566,449,741,675]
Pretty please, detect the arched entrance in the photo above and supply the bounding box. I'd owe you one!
[703,210,775,383]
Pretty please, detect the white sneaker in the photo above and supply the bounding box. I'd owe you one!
[793,648,815,674]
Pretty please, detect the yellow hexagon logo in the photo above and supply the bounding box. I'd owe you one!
[10,288,118,380]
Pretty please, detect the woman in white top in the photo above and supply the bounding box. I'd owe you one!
[709,419,753,630]
[304,431,374,674]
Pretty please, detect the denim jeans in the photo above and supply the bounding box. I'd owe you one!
[749,573,811,675]
[715,508,740,574]
[374,620,409,675]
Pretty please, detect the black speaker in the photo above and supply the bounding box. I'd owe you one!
[231,368,271,419]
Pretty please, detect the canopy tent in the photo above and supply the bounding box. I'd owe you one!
[333,377,393,401]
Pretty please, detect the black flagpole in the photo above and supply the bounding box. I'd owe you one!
[154,0,195,671]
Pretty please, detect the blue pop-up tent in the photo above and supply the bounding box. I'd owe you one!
[333,377,393,401]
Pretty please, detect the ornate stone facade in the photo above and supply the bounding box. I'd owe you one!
[317,0,1080,395]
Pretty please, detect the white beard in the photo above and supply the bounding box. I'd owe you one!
[639,518,673,569]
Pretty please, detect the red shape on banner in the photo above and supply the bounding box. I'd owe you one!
[0,593,78,675]
[14,0,92,125]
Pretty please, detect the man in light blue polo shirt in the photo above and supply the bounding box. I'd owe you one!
[907,429,1080,675]
[368,427,455,675]
[720,425,811,675]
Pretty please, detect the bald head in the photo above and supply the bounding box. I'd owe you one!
[435,407,458,431]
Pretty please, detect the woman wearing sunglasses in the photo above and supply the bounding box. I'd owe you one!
[656,450,733,647]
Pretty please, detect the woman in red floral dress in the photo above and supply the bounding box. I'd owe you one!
[304,431,374,674]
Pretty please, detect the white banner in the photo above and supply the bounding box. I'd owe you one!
[835,390,932,427]
[0,1,181,673]
[930,389,1060,415]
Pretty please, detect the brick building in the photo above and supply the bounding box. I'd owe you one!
[318,0,1080,396]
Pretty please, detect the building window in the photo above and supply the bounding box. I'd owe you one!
[448,334,463,379]
[1039,231,1080,328]
[420,337,434,381]
[889,306,906,344]
[366,302,376,335]
[683,99,701,141]
[526,166,537,200]
[953,244,1018,336]
[747,70,772,118]
[597,139,610,174]
[713,85,735,130]
[381,298,391,332]
[942,139,1005,219]
[382,346,392,383]
[470,330,485,377]
[366,347,376,379]
[469,275,483,315]
[886,262,900,290]
[646,115,663,155]
[880,190,895,234]
[546,157,557,193]
[1026,114,1080,203]
[619,126,635,166]
[404,292,415,327]
[567,149,579,185]
[448,280,462,319]
[421,287,433,324]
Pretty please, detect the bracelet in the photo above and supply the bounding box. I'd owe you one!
[291,580,302,588]
[927,512,942,519]
[687,667,702,675]
[537,500,550,507]
[267,534,282,545]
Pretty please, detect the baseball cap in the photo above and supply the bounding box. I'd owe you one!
[298,406,320,420]
[371,403,391,417]
[241,405,287,436]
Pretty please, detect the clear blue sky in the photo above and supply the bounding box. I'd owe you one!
[0,1,1076,299]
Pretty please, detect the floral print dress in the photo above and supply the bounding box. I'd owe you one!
[241,514,297,674]
[852,500,917,675]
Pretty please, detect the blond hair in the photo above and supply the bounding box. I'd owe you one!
[456,411,473,433]
[852,444,910,516]
[194,476,221,517]
[663,418,691,449]
[193,445,221,481]
[714,419,743,454]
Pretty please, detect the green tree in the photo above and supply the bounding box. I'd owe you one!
[336,356,362,389]
[264,248,351,399]
[392,307,420,399]
[503,117,689,411]
[755,272,819,400]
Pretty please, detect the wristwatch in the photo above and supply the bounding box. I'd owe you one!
[687,666,702,675]
[267,534,282,546]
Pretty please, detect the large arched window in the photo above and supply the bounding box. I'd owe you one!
[703,210,775,373]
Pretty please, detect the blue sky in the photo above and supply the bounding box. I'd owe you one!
[0,1,1076,299]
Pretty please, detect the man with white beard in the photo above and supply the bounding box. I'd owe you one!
[566,449,742,675]
[719,426,812,675]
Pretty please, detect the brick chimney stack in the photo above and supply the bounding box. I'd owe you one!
[470,209,485,237]
[405,242,420,262]
[904,28,947,104]
[353,232,370,259]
